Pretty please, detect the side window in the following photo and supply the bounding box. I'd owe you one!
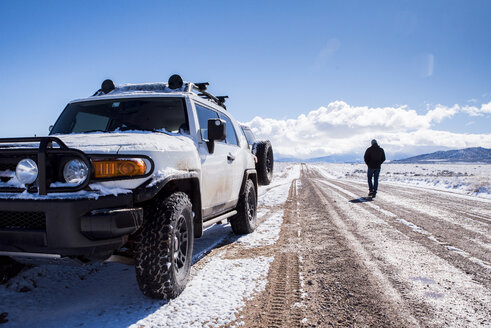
[242,127,255,146]
[195,104,219,140]
[219,113,239,146]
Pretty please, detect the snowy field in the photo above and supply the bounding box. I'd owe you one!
[310,162,491,199]
[0,163,300,328]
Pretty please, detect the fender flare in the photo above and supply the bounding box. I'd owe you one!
[133,172,203,237]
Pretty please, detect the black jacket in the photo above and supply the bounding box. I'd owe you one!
[364,145,386,169]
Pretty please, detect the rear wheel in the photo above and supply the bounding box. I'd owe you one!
[230,179,257,234]
[135,192,193,299]
[255,141,273,185]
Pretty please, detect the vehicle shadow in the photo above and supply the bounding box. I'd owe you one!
[0,223,238,328]
[349,197,373,203]
[192,222,240,263]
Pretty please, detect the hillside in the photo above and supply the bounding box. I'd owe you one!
[394,147,491,164]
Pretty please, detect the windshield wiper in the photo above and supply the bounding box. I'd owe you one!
[83,129,107,133]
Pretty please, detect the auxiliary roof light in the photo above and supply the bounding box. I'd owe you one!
[101,79,115,94]
[16,159,38,185]
[168,74,183,89]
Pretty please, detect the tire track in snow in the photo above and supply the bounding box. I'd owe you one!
[232,179,304,328]
[320,174,491,270]
[317,177,491,276]
[325,171,491,226]
[311,166,491,272]
[303,171,422,327]
[305,165,491,327]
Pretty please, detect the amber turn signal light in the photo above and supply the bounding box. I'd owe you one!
[93,159,146,178]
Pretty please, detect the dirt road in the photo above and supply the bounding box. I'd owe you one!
[235,164,491,327]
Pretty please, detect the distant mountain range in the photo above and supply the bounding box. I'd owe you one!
[392,147,491,164]
[276,147,491,164]
[276,154,363,163]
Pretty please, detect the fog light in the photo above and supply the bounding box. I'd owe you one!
[63,159,89,185]
[16,159,38,185]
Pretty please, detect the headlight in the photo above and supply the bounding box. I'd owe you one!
[63,159,89,185]
[16,159,38,185]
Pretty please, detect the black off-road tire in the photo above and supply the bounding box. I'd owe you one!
[255,141,274,185]
[135,192,194,299]
[230,179,257,234]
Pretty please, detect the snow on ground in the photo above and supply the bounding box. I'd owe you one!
[236,212,283,248]
[258,163,300,207]
[311,162,491,199]
[0,163,300,328]
[130,256,274,328]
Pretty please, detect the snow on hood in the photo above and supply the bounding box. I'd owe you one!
[53,131,196,154]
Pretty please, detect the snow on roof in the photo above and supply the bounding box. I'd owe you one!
[107,82,187,95]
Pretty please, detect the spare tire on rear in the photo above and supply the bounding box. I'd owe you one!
[254,140,273,185]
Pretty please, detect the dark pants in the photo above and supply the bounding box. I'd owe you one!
[367,168,380,193]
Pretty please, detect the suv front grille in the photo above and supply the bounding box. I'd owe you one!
[0,158,22,183]
[0,163,16,171]
[0,211,46,230]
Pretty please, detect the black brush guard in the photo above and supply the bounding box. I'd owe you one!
[0,137,92,195]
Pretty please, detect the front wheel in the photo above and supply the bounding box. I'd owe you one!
[230,179,257,234]
[135,192,194,299]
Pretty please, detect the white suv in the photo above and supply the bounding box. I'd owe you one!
[0,75,273,299]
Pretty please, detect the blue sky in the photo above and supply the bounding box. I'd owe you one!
[0,0,490,157]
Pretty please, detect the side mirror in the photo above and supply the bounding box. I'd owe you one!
[207,119,226,153]
[49,125,54,133]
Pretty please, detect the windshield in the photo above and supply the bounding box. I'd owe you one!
[50,97,188,135]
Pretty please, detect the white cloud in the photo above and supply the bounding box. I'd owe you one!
[246,101,491,159]
[425,104,459,122]
[462,102,491,116]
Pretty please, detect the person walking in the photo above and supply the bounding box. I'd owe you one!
[364,139,386,198]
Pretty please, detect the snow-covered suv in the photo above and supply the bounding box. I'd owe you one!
[0,75,273,299]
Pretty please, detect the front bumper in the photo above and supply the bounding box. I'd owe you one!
[0,193,142,259]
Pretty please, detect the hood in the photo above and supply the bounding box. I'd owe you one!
[53,132,196,154]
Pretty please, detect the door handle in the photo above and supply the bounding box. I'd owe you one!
[227,153,235,161]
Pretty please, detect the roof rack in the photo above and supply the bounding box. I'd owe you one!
[186,81,228,110]
[91,75,229,109]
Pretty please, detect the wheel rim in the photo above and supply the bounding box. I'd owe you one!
[247,190,256,222]
[173,215,188,275]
